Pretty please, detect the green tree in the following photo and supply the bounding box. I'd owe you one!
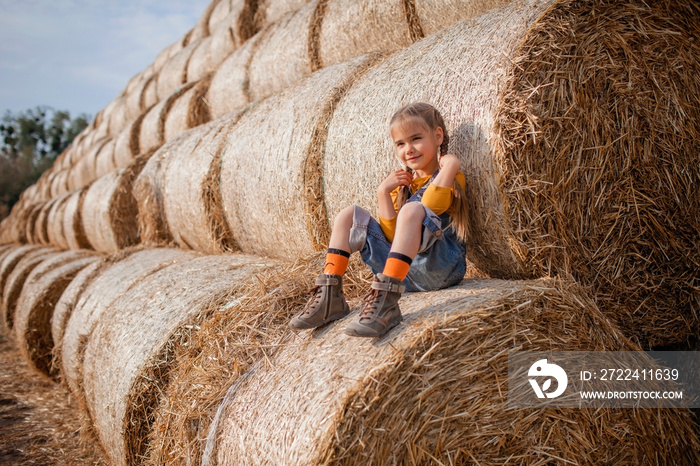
[0,106,90,219]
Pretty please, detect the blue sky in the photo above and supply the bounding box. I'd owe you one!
[0,0,210,121]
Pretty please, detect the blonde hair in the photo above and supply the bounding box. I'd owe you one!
[390,102,470,244]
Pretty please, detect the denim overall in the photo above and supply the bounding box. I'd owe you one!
[348,171,467,292]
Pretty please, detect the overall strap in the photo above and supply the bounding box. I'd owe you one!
[408,170,439,203]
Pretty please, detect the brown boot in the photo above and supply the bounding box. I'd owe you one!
[289,274,350,330]
[345,273,404,338]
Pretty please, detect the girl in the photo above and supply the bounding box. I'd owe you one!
[290,102,469,337]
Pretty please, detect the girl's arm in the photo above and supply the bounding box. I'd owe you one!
[377,168,412,220]
[432,153,461,187]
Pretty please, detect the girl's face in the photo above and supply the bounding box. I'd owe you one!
[390,118,443,178]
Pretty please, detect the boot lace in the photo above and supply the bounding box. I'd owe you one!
[358,289,380,321]
[301,285,322,315]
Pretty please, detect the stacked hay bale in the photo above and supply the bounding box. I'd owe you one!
[321,0,700,347]
[161,114,242,253]
[208,278,700,465]
[219,53,381,258]
[82,253,274,466]
[13,250,99,380]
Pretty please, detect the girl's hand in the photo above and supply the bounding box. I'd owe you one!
[378,168,412,195]
[438,153,461,172]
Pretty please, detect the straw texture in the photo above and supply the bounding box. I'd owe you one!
[211,278,700,465]
[207,34,260,119]
[163,114,241,253]
[61,248,194,401]
[163,75,213,143]
[220,53,380,258]
[82,253,273,466]
[156,40,201,101]
[13,251,98,380]
[62,188,92,250]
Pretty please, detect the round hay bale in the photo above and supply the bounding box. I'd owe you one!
[33,200,55,245]
[133,134,193,245]
[162,114,241,254]
[207,0,234,32]
[94,138,117,179]
[62,188,92,250]
[0,244,49,297]
[81,159,146,253]
[207,33,260,119]
[113,118,141,170]
[190,0,221,42]
[262,0,312,25]
[322,0,700,347]
[154,41,184,73]
[415,0,513,36]
[13,251,99,380]
[70,137,109,190]
[45,192,72,249]
[25,201,47,244]
[61,248,195,401]
[141,73,160,110]
[51,259,105,381]
[145,254,369,466]
[163,75,213,143]
[247,1,316,102]
[124,74,153,122]
[186,36,216,83]
[140,83,197,155]
[220,53,381,259]
[156,40,201,101]
[83,253,274,466]
[2,247,58,330]
[209,3,246,64]
[49,169,70,198]
[317,0,413,69]
[209,278,700,465]
[107,96,129,138]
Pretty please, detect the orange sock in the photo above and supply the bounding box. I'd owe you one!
[382,252,412,281]
[323,248,350,276]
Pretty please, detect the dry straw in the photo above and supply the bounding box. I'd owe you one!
[13,251,98,380]
[209,4,246,64]
[163,75,214,143]
[45,193,71,249]
[207,33,260,120]
[25,201,46,243]
[316,0,413,69]
[62,187,92,250]
[81,253,273,466]
[51,258,105,381]
[156,40,201,101]
[80,159,146,253]
[247,1,317,102]
[61,248,195,402]
[2,247,58,331]
[322,0,699,347]
[145,253,370,466]
[209,278,700,465]
[162,114,240,253]
[220,53,381,259]
[0,245,49,297]
[140,83,196,155]
[33,200,55,245]
[107,96,129,138]
[94,138,117,179]
[134,130,207,245]
[261,0,313,26]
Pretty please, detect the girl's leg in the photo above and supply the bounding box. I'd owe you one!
[345,203,424,338]
[382,202,424,281]
[290,206,355,330]
[324,205,355,276]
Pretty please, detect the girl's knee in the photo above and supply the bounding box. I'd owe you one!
[333,205,355,229]
[397,202,425,223]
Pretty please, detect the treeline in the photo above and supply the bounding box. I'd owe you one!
[0,107,90,219]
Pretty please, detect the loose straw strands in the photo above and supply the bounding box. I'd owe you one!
[220,53,381,259]
[211,278,700,465]
[81,253,274,466]
[146,253,370,466]
[13,251,99,380]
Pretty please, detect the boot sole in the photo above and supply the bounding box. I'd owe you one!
[344,315,403,338]
[289,309,350,330]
